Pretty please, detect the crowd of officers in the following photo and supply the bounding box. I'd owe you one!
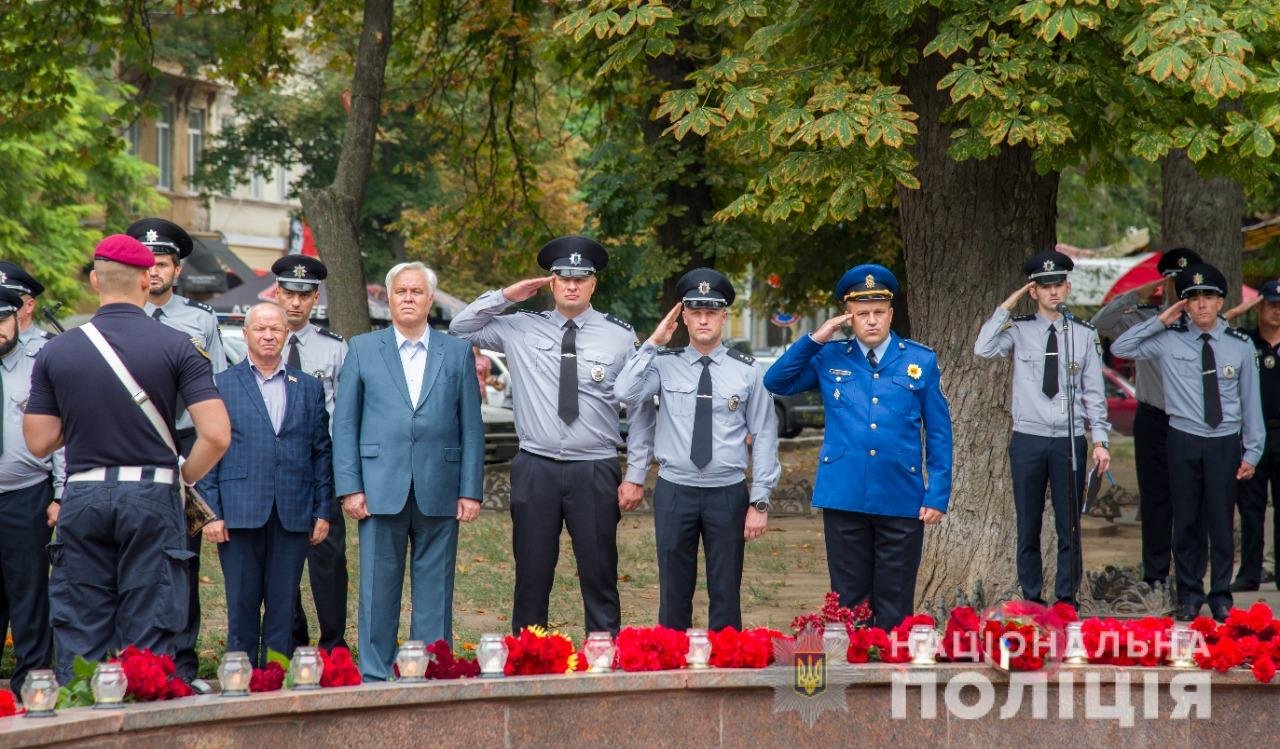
[0,225,1275,694]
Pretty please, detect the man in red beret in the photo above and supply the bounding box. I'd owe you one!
[23,234,230,683]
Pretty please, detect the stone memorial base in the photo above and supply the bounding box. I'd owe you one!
[1,665,1273,748]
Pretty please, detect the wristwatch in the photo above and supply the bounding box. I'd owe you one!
[1097,441,1110,450]
[751,500,771,513]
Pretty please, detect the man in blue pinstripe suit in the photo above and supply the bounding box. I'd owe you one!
[198,303,332,667]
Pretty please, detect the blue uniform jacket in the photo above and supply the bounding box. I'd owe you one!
[197,361,332,532]
[763,332,953,517]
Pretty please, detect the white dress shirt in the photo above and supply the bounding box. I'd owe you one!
[394,327,430,407]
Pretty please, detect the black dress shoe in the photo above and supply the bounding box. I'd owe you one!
[1175,604,1200,621]
[1230,580,1259,593]
[1211,604,1231,622]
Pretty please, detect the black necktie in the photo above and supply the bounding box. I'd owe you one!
[152,308,164,320]
[1042,324,1059,399]
[691,356,713,468]
[558,321,579,424]
[866,347,878,369]
[1201,333,1222,428]
[288,334,301,370]
[0,363,5,455]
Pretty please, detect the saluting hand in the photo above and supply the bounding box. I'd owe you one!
[811,313,853,344]
[1157,299,1188,327]
[502,276,554,303]
[342,492,370,520]
[1000,282,1036,311]
[1224,295,1262,323]
[1132,278,1165,299]
[646,303,683,347]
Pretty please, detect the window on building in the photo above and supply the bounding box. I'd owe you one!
[156,103,173,190]
[187,108,205,186]
[277,165,289,201]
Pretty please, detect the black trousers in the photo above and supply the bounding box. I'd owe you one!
[1008,432,1086,604]
[510,450,621,635]
[653,478,748,631]
[1134,403,1174,583]
[218,507,309,668]
[1167,428,1239,610]
[823,508,922,630]
[174,428,201,681]
[291,499,348,650]
[1235,431,1280,586]
[0,479,54,696]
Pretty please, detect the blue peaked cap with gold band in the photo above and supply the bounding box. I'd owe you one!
[836,264,898,303]
[537,235,609,278]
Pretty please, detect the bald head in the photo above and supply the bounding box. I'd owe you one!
[245,303,287,366]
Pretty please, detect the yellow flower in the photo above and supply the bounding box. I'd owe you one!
[906,363,922,380]
[566,653,579,673]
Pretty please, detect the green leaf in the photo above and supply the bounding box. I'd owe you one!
[266,648,291,671]
[722,85,770,121]
[1251,127,1276,158]
[1136,44,1193,83]
[655,89,700,122]
[1192,55,1256,99]
[73,654,99,682]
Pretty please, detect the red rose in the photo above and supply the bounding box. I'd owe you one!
[250,662,286,692]
[0,689,22,717]
[1252,656,1277,684]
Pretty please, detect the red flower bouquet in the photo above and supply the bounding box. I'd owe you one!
[249,662,286,692]
[846,626,890,664]
[425,640,481,679]
[1192,603,1280,682]
[0,689,24,717]
[504,626,579,675]
[114,646,192,701]
[318,647,362,687]
[1081,617,1172,667]
[792,591,871,636]
[878,614,936,664]
[940,606,982,662]
[977,602,1065,672]
[615,626,689,672]
[707,627,784,668]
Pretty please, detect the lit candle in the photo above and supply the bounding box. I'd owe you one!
[478,633,508,678]
[218,651,253,696]
[290,647,324,689]
[21,671,59,718]
[90,663,128,708]
[1063,622,1089,665]
[686,629,712,669]
[583,632,615,673]
[395,641,430,682]
[907,624,939,666]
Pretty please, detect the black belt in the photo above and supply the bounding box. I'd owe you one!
[1137,402,1166,415]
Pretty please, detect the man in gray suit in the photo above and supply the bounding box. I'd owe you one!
[333,262,484,681]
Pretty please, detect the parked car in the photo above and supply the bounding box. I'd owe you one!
[1102,365,1137,437]
[752,351,825,439]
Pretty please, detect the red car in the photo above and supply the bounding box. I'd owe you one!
[1102,366,1137,437]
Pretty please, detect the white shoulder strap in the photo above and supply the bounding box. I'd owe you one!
[81,322,179,457]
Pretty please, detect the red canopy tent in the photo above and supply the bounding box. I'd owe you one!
[1102,253,1258,305]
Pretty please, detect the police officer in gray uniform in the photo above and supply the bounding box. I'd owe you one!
[1112,262,1264,621]
[449,236,655,635]
[129,217,228,683]
[0,287,64,697]
[615,268,779,631]
[975,249,1111,606]
[273,255,351,651]
[1091,248,1201,586]
[0,262,54,353]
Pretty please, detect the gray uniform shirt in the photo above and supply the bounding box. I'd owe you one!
[615,342,780,503]
[19,325,52,354]
[286,323,347,432]
[1,345,66,497]
[974,307,1111,443]
[1111,315,1264,464]
[449,289,655,483]
[1092,290,1165,410]
[145,293,227,431]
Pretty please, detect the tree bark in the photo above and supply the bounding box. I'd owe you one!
[897,29,1061,610]
[298,0,393,338]
[1161,151,1245,303]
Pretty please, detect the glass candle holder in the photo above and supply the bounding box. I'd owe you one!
[290,646,324,689]
[686,628,712,669]
[1063,622,1089,665]
[91,663,128,708]
[477,633,508,678]
[395,640,430,682]
[823,622,849,656]
[1168,624,1201,668]
[20,670,59,718]
[582,632,615,673]
[217,651,253,696]
[907,624,940,666]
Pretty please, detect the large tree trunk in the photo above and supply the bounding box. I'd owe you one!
[1161,151,1245,302]
[897,30,1061,610]
[641,3,716,347]
[299,0,393,338]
